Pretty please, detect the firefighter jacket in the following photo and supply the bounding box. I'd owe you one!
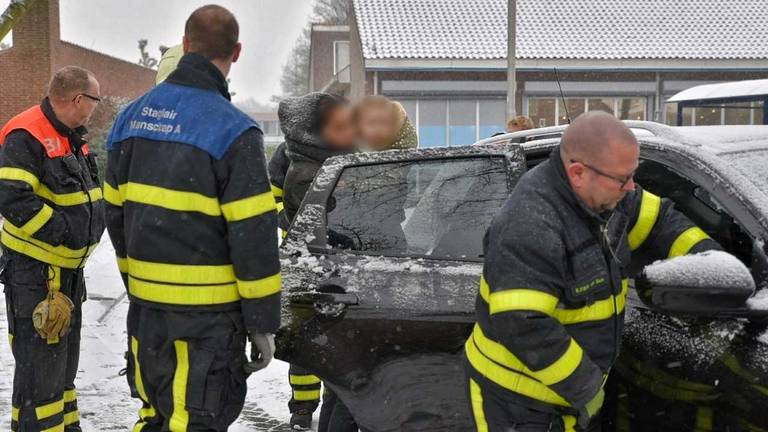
[0,98,104,269]
[268,141,290,232]
[104,53,281,334]
[465,148,719,415]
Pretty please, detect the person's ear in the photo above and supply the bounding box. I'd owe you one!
[567,162,586,188]
[182,36,190,54]
[232,43,242,63]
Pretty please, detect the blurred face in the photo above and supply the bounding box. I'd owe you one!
[566,141,639,213]
[321,105,357,151]
[71,77,101,127]
[357,105,398,151]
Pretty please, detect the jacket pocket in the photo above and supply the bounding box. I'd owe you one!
[565,249,611,305]
[185,345,221,416]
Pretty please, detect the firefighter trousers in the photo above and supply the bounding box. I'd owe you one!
[125,301,249,432]
[1,251,84,432]
[288,364,321,414]
[466,375,602,432]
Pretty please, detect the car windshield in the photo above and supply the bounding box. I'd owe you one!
[325,156,510,260]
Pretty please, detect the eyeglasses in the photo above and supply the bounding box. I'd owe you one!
[73,93,102,103]
[570,159,635,189]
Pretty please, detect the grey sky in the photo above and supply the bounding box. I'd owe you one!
[1,0,314,104]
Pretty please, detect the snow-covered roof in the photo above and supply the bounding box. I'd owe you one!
[353,0,768,61]
[667,79,768,103]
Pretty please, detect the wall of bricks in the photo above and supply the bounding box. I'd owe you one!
[0,0,154,126]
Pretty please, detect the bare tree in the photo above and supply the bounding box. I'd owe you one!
[273,0,352,101]
[138,39,158,69]
[0,0,36,42]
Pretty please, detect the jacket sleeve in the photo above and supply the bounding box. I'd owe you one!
[215,128,281,334]
[626,186,721,265]
[483,213,604,408]
[0,130,70,246]
[103,143,128,288]
[267,141,290,231]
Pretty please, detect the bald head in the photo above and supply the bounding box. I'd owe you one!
[560,111,637,163]
[184,5,239,60]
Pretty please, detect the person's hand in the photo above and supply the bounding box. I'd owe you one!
[578,387,605,429]
[244,333,275,373]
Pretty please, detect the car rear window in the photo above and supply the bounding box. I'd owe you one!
[325,156,510,260]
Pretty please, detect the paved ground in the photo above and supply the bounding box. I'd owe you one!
[0,237,312,431]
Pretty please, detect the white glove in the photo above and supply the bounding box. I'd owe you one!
[244,333,275,373]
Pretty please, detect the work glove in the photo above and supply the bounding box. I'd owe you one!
[244,333,275,374]
[32,290,74,343]
[577,387,605,429]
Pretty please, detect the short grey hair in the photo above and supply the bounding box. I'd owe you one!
[48,66,96,101]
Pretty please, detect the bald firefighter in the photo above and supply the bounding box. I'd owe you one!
[465,112,721,431]
[0,66,104,432]
[104,6,280,431]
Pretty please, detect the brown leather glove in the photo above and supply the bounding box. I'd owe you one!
[32,290,74,343]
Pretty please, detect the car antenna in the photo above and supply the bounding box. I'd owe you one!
[554,67,571,124]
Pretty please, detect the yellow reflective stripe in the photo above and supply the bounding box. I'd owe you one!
[119,182,221,216]
[3,223,96,258]
[469,379,489,432]
[271,184,284,198]
[103,181,122,206]
[133,421,147,432]
[64,410,79,425]
[220,191,275,222]
[20,204,53,235]
[562,415,577,432]
[696,407,714,431]
[64,389,76,403]
[237,273,281,299]
[36,398,64,420]
[1,230,95,268]
[628,190,661,251]
[37,185,102,207]
[464,338,570,407]
[293,390,321,401]
[170,340,190,432]
[276,201,284,213]
[668,226,710,258]
[553,279,629,325]
[0,167,40,188]
[127,257,236,285]
[12,406,19,421]
[289,374,321,385]
[131,337,151,404]
[41,423,64,432]
[618,352,717,402]
[489,288,559,316]
[471,325,583,386]
[117,257,128,273]
[128,277,240,305]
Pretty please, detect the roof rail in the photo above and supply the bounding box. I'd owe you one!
[476,120,701,147]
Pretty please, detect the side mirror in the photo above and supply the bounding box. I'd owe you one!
[636,250,755,316]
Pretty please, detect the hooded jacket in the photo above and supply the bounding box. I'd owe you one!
[279,93,350,224]
[267,141,290,232]
[104,53,281,334]
[466,148,719,417]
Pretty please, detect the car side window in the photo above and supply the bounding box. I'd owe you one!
[325,157,510,260]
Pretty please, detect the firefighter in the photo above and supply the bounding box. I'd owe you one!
[0,66,105,432]
[103,6,280,431]
[268,141,290,235]
[464,111,722,431]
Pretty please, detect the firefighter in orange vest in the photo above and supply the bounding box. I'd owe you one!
[0,66,105,432]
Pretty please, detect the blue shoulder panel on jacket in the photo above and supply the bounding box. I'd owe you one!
[107,83,260,159]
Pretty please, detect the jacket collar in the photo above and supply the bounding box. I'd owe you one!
[548,147,609,224]
[165,53,230,100]
[285,136,351,164]
[40,97,87,148]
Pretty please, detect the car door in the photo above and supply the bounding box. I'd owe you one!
[607,142,768,432]
[277,144,526,432]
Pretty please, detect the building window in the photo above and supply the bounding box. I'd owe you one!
[393,98,506,148]
[664,100,763,126]
[528,97,648,127]
[333,41,350,75]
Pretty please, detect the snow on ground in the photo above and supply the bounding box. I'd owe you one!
[0,235,308,431]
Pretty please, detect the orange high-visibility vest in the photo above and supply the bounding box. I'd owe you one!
[0,105,90,157]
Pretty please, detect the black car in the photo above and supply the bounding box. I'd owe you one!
[276,122,768,432]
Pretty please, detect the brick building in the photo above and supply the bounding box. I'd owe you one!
[0,0,155,126]
[310,0,768,148]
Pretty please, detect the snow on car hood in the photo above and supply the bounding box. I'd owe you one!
[644,250,755,293]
